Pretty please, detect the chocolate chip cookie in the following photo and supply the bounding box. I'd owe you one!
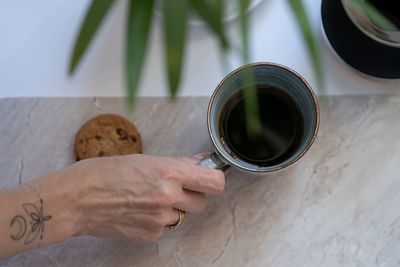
[74,114,142,161]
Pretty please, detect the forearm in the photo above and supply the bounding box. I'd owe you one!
[0,173,78,260]
[0,155,225,260]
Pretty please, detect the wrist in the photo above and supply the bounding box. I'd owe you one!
[30,172,82,243]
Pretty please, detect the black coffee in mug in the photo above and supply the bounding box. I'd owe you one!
[199,63,319,173]
[220,86,304,167]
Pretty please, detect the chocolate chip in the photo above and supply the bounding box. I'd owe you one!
[130,135,137,143]
[116,128,128,140]
[79,139,84,144]
[98,151,105,156]
[95,134,101,140]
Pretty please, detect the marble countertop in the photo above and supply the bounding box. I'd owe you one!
[1,96,400,266]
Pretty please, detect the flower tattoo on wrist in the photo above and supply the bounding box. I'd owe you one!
[9,183,52,245]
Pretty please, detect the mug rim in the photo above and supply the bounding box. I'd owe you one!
[207,62,320,173]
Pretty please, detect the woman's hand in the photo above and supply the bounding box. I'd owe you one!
[51,154,225,241]
[0,154,225,260]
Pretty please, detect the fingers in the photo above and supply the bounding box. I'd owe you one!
[164,208,181,226]
[192,152,211,162]
[164,191,206,227]
[174,190,208,214]
[163,157,225,195]
[155,188,207,226]
[156,189,207,226]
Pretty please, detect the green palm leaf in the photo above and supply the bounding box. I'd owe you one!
[237,0,262,137]
[126,0,154,107]
[163,0,188,97]
[237,0,251,62]
[287,0,324,90]
[348,0,398,31]
[69,0,115,75]
[190,0,229,50]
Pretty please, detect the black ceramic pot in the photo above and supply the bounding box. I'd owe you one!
[321,0,400,79]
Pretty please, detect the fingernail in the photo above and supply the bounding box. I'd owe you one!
[192,152,211,163]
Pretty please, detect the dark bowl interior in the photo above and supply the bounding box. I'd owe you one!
[321,0,400,79]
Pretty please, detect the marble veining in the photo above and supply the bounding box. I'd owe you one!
[0,96,400,266]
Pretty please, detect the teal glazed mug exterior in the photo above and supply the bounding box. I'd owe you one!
[199,62,320,173]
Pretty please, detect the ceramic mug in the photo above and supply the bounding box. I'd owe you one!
[199,62,319,173]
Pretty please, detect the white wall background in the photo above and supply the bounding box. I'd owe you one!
[0,0,399,97]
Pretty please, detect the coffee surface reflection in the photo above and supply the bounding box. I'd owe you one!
[220,86,304,167]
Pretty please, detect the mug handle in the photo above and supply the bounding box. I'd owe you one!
[198,152,230,171]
